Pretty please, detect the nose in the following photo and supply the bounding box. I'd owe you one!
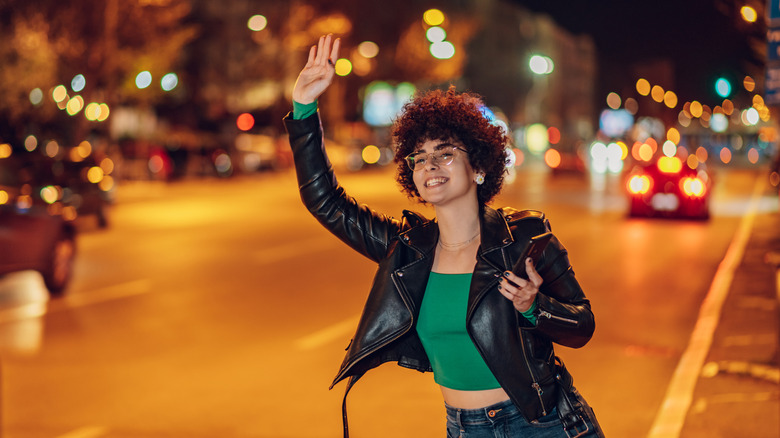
[424,155,440,171]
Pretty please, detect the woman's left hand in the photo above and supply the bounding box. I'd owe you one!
[498,258,542,313]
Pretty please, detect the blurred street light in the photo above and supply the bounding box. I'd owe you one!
[740,6,757,23]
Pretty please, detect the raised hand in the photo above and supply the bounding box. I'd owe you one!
[498,258,543,313]
[292,34,341,104]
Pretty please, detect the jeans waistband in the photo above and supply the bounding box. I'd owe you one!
[445,399,519,426]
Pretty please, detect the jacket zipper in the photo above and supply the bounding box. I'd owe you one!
[518,328,547,416]
[538,310,578,325]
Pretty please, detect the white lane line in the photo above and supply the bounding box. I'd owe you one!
[295,315,359,351]
[55,426,107,438]
[647,175,767,438]
[254,235,337,265]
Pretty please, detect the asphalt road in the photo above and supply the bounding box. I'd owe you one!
[0,163,774,437]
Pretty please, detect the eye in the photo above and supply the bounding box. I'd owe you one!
[414,155,427,165]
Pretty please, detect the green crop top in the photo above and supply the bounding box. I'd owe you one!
[416,273,502,390]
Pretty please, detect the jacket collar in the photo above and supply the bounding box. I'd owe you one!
[399,206,514,260]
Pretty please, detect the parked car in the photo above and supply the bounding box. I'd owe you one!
[0,147,83,295]
[625,155,711,220]
[0,202,76,296]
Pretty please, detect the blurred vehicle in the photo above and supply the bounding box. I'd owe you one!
[625,155,711,220]
[0,185,76,296]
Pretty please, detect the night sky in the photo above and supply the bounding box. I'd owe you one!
[512,0,765,106]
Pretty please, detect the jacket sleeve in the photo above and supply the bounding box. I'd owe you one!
[513,213,595,349]
[283,111,403,263]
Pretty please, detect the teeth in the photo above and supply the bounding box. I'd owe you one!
[426,177,447,187]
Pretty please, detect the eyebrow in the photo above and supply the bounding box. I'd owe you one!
[413,141,455,153]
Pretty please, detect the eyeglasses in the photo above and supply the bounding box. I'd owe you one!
[405,145,468,171]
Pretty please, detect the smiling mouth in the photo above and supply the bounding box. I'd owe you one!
[425,177,448,187]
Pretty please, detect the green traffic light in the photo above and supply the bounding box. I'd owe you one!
[715,77,731,98]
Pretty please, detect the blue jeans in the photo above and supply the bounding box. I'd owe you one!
[445,391,604,438]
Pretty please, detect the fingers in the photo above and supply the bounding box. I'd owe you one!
[329,36,340,64]
[525,258,543,287]
[314,35,327,65]
[305,45,316,68]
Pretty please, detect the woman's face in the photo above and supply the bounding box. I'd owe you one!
[410,138,479,208]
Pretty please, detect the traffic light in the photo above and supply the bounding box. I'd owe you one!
[715,77,732,98]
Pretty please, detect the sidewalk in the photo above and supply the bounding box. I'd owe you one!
[680,201,780,437]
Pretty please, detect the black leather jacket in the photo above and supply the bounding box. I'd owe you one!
[284,112,595,434]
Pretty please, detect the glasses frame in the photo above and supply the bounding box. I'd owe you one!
[404,145,469,172]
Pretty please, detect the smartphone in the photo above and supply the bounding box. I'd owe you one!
[511,232,552,279]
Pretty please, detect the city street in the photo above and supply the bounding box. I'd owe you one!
[0,163,777,437]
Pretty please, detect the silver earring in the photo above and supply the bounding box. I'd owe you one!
[475,173,485,185]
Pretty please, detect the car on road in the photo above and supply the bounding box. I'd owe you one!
[625,155,711,220]
[0,192,76,296]
[1,146,80,295]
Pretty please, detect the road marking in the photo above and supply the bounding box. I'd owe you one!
[647,175,767,438]
[295,315,360,351]
[55,426,107,438]
[49,279,154,313]
[254,235,337,265]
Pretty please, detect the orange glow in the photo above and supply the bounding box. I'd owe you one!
[722,99,734,115]
[99,175,115,192]
[628,175,651,194]
[87,166,104,183]
[651,85,664,102]
[747,148,759,164]
[666,127,680,144]
[743,76,755,92]
[636,79,650,96]
[0,190,8,205]
[544,149,561,168]
[513,148,525,167]
[361,145,381,164]
[740,6,757,22]
[638,143,654,161]
[690,101,703,118]
[681,177,706,197]
[696,147,708,163]
[237,113,254,131]
[663,91,678,108]
[547,127,561,145]
[687,154,699,169]
[100,157,115,174]
[719,147,732,164]
[657,156,682,173]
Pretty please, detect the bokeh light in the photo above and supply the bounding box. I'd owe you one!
[606,92,621,110]
[334,58,353,75]
[24,135,37,151]
[0,143,11,158]
[740,6,757,22]
[423,8,445,26]
[529,55,553,74]
[236,113,255,131]
[663,91,678,108]
[636,78,650,96]
[743,76,755,92]
[358,41,379,58]
[66,95,84,115]
[361,145,381,164]
[29,88,43,105]
[426,26,447,43]
[71,74,86,92]
[136,71,152,89]
[430,41,455,60]
[52,85,68,102]
[161,73,179,91]
[650,85,664,103]
[247,14,267,31]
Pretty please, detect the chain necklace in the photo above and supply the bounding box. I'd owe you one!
[438,230,480,251]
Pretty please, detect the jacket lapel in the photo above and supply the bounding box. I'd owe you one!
[468,207,514,318]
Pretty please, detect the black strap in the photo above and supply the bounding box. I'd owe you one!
[554,357,589,437]
[341,375,360,438]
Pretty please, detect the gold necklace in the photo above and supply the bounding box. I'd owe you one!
[438,230,480,251]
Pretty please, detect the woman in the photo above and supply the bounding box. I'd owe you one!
[284,34,605,438]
